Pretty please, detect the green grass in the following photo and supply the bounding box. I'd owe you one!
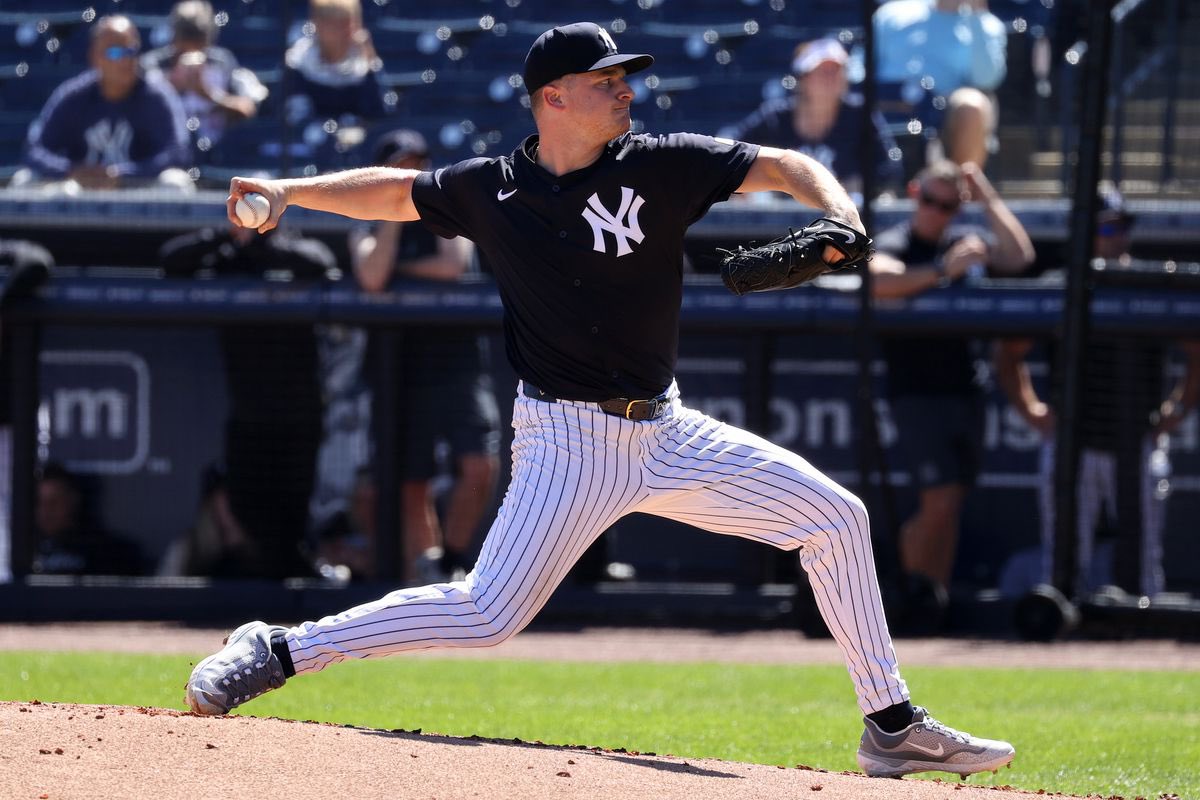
[1,652,1196,798]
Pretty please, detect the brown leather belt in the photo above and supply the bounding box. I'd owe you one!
[522,382,673,421]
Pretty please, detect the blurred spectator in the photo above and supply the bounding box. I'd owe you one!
[724,37,902,197]
[160,222,335,280]
[32,462,144,575]
[16,15,193,192]
[312,467,378,582]
[141,0,269,148]
[160,223,337,579]
[351,128,500,583]
[307,319,372,574]
[872,0,1007,169]
[0,240,53,582]
[870,159,1035,598]
[994,191,1200,599]
[282,0,388,123]
[157,465,253,577]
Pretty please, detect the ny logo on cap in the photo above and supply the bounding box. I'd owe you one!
[597,26,618,54]
[581,187,645,257]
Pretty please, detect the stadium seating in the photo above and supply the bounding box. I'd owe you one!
[0,0,1196,200]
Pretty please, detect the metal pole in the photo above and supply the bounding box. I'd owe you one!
[1160,0,1181,184]
[856,0,879,485]
[1052,0,1116,599]
[374,328,402,580]
[278,0,294,177]
[1059,45,1084,193]
[1107,16,1125,187]
[854,0,897,577]
[8,321,38,577]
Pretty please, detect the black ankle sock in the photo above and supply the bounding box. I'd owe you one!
[867,701,915,733]
[271,634,296,678]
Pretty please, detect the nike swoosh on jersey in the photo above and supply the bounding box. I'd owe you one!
[497,188,518,201]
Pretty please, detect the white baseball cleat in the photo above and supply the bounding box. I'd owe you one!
[185,621,289,715]
[856,706,1015,779]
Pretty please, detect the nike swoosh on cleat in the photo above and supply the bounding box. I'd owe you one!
[902,741,945,757]
[497,188,518,201]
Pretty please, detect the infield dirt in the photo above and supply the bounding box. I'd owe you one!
[4,624,1195,799]
[3,700,1056,800]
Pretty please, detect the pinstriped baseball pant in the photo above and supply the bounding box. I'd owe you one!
[1037,436,1168,596]
[286,384,910,715]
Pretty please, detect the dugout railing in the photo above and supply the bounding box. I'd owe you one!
[3,264,1200,638]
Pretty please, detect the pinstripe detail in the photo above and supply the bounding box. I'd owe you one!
[287,390,647,672]
[285,387,907,714]
[1037,436,1167,596]
[637,406,905,713]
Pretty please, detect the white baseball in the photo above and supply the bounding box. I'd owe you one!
[235,192,271,229]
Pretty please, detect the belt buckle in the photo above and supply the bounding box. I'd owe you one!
[625,397,663,421]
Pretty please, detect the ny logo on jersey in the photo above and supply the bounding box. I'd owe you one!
[581,187,645,257]
[83,118,134,166]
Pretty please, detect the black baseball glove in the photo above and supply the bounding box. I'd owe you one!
[718,217,872,296]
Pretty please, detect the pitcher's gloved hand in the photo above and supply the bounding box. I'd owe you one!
[719,217,872,296]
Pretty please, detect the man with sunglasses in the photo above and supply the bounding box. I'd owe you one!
[994,191,1200,599]
[870,159,1035,605]
[18,15,191,192]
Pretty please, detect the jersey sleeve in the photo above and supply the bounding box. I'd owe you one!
[653,133,759,226]
[410,158,489,239]
[23,80,77,178]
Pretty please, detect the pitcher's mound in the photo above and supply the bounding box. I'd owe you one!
[3,700,1054,800]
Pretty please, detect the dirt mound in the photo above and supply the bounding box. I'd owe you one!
[2,700,1070,800]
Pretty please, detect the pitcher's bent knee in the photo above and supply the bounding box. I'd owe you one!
[458,583,534,648]
[779,485,871,550]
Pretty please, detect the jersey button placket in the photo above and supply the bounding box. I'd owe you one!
[558,230,567,238]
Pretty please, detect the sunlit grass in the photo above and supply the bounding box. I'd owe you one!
[1,652,1195,798]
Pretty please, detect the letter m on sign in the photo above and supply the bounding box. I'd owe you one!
[581,187,646,257]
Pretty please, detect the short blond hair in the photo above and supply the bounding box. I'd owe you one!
[310,0,360,22]
[916,159,965,195]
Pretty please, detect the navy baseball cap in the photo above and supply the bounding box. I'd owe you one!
[523,22,653,95]
[1097,187,1135,224]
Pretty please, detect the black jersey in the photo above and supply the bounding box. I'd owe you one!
[875,221,996,398]
[726,94,901,191]
[412,131,758,402]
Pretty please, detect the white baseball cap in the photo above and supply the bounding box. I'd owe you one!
[792,37,848,75]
